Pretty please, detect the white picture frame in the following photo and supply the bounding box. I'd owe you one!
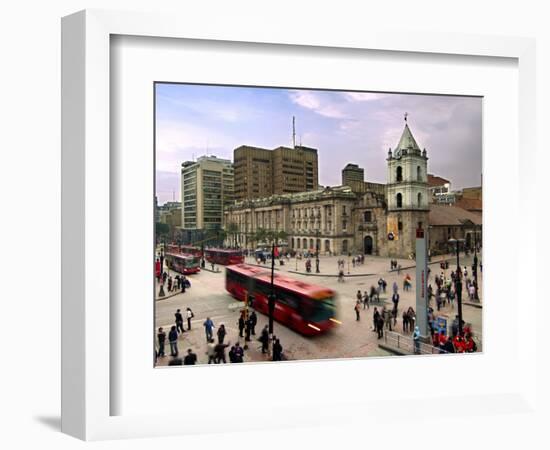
[61,9,537,441]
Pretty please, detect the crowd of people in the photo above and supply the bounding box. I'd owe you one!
[156,306,284,366]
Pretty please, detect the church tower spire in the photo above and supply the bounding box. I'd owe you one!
[383,117,429,258]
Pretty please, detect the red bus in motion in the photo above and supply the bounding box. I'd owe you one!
[165,252,201,275]
[225,264,337,336]
[205,248,244,265]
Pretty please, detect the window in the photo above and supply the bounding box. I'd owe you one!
[364,211,372,222]
[396,166,403,182]
[417,166,422,181]
[343,205,347,215]
[342,240,348,253]
[342,219,347,230]
[398,221,403,231]
[325,240,331,252]
[396,193,403,208]
[296,239,300,249]
[417,192,422,207]
[418,222,423,230]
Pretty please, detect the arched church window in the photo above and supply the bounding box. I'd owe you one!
[396,166,403,182]
[417,166,421,181]
[396,193,403,208]
[417,192,422,207]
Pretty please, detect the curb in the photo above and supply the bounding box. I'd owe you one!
[378,343,409,356]
[462,301,483,309]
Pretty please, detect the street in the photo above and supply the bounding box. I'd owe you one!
[155,253,482,366]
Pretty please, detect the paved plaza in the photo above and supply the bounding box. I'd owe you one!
[155,253,482,367]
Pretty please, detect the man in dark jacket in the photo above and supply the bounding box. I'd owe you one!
[272,338,283,361]
[260,325,269,354]
[183,348,197,365]
[249,311,258,335]
[175,309,185,334]
[157,327,166,357]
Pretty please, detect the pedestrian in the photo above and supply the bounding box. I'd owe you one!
[245,317,252,342]
[249,311,257,335]
[183,348,197,365]
[217,323,227,344]
[215,341,230,363]
[356,290,362,305]
[413,326,421,354]
[162,271,168,285]
[175,309,185,334]
[168,325,178,357]
[186,307,194,330]
[167,276,173,292]
[384,307,392,331]
[260,325,269,354]
[402,310,409,333]
[273,338,283,361]
[203,317,215,342]
[157,327,166,357]
[376,312,384,339]
[407,307,416,331]
[391,290,399,314]
[372,307,380,332]
[354,301,361,321]
[392,281,398,294]
[181,277,186,293]
[237,314,245,338]
[206,339,216,364]
[229,342,243,363]
[363,290,369,309]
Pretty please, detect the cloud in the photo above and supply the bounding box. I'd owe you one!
[342,92,383,102]
[288,90,347,119]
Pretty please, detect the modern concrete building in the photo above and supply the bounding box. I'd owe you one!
[180,155,234,233]
[233,144,319,201]
[342,163,365,185]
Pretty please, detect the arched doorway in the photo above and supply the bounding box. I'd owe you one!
[364,235,373,255]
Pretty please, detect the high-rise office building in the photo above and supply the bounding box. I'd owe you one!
[180,155,234,232]
[342,163,365,185]
[233,144,319,201]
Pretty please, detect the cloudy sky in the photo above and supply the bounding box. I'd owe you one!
[155,83,482,205]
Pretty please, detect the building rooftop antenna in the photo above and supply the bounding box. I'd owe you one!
[292,116,296,148]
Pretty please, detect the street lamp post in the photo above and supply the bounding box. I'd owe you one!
[472,226,480,301]
[315,229,320,273]
[448,237,465,336]
[268,240,277,355]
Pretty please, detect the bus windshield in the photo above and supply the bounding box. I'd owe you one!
[300,296,336,323]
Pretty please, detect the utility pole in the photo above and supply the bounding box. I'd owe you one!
[268,240,277,356]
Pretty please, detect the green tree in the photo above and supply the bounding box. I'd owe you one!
[155,222,169,241]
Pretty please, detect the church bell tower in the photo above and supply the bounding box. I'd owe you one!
[385,115,429,258]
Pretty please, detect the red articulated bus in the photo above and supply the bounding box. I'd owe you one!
[225,264,338,336]
[165,252,201,275]
[165,243,181,254]
[181,245,203,258]
[205,248,244,265]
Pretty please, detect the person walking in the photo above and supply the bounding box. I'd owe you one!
[362,290,369,309]
[183,348,197,365]
[391,291,399,315]
[206,339,216,364]
[413,326,421,354]
[217,323,227,344]
[354,301,361,321]
[157,327,166,358]
[260,325,269,354]
[186,307,194,330]
[245,317,252,342]
[376,312,384,339]
[372,307,380,332]
[273,338,283,361]
[175,309,185,334]
[214,341,230,363]
[249,311,257,336]
[203,317,215,342]
[168,325,178,357]
[237,314,245,338]
[232,342,244,363]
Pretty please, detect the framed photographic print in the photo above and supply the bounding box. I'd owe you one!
[62,9,537,441]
